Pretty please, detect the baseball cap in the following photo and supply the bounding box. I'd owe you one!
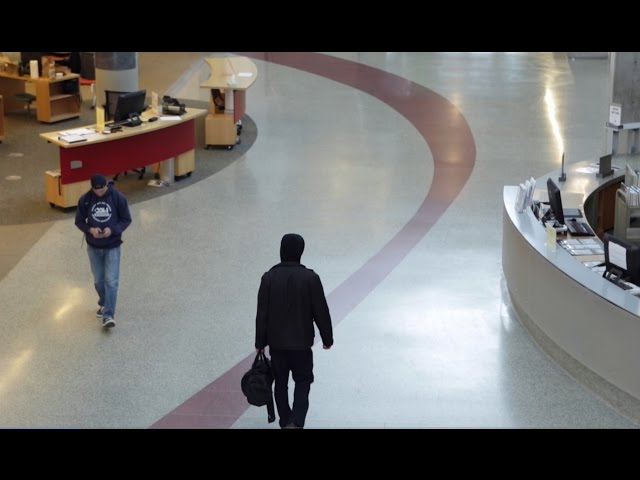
[91,174,107,189]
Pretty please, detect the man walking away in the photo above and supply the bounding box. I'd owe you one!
[255,233,333,428]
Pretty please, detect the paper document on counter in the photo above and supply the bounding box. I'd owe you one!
[59,127,95,136]
[159,116,181,121]
[58,134,87,144]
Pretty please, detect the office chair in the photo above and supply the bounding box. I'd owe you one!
[79,52,96,109]
[104,89,128,121]
[14,93,36,117]
[104,89,146,181]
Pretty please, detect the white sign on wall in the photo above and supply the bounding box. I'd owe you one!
[609,103,622,126]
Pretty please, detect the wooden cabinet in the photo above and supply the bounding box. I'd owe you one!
[174,150,195,177]
[45,169,90,208]
[199,57,256,149]
[35,74,81,123]
[205,111,237,148]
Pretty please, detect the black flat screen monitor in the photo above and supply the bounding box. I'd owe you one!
[597,153,614,178]
[113,89,146,123]
[603,233,640,285]
[546,177,565,226]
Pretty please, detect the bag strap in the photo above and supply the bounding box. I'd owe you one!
[253,350,265,368]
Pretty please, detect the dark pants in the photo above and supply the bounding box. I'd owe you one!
[270,348,314,428]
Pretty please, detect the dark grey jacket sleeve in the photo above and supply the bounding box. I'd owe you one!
[310,273,333,347]
[255,274,269,349]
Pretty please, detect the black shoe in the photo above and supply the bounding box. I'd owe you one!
[102,317,115,328]
[282,421,302,429]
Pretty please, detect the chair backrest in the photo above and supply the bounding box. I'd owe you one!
[79,52,95,80]
[104,90,129,121]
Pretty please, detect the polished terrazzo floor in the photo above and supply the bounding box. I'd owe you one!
[0,52,636,428]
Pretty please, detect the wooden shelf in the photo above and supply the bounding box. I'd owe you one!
[49,93,75,101]
[35,75,80,123]
[47,112,80,123]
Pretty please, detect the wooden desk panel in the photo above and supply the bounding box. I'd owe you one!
[59,120,195,183]
[0,72,33,112]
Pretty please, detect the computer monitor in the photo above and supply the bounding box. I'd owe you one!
[546,177,565,226]
[603,233,640,285]
[597,153,614,178]
[113,89,146,123]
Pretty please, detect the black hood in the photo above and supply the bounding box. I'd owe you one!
[280,233,305,262]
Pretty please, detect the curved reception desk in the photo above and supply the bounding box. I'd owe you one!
[503,158,640,417]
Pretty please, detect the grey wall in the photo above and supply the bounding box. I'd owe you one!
[612,52,640,124]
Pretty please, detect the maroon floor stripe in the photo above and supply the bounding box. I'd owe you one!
[150,52,475,428]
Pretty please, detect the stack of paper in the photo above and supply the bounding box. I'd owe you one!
[59,128,95,136]
[58,127,94,144]
[58,134,87,144]
[620,183,640,206]
[558,238,604,256]
[514,177,536,213]
[626,164,639,187]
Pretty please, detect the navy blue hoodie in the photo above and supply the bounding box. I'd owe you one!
[75,182,132,249]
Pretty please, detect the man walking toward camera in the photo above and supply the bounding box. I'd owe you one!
[255,233,333,428]
[75,174,132,329]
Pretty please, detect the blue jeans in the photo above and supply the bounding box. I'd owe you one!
[87,245,121,319]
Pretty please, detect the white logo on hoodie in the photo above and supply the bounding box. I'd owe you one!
[91,201,112,223]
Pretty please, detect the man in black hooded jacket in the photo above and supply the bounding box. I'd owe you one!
[255,233,333,428]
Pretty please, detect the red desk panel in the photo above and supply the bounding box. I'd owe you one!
[60,120,195,184]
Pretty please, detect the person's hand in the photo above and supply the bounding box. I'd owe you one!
[323,345,332,350]
[102,227,112,237]
[89,227,103,238]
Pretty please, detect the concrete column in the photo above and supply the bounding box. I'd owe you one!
[95,52,139,110]
[611,52,640,124]
[606,53,640,153]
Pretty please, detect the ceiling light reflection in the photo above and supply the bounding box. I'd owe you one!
[544,88,564,155]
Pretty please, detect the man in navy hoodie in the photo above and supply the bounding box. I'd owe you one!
[75,174,132,328]
[255,233,333,428]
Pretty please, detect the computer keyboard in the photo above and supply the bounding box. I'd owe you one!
[108,120,130,128]
[566,219,595,237]
[605,276,634,290]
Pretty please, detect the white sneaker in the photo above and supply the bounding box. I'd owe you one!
[102,317,115,328]
[96,306,105,318]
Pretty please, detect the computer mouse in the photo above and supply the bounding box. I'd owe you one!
[148,117,158,122]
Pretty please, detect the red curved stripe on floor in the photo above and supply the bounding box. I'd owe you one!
[150,52,476,428]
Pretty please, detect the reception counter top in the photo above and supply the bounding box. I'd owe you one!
[502,156,640,415]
